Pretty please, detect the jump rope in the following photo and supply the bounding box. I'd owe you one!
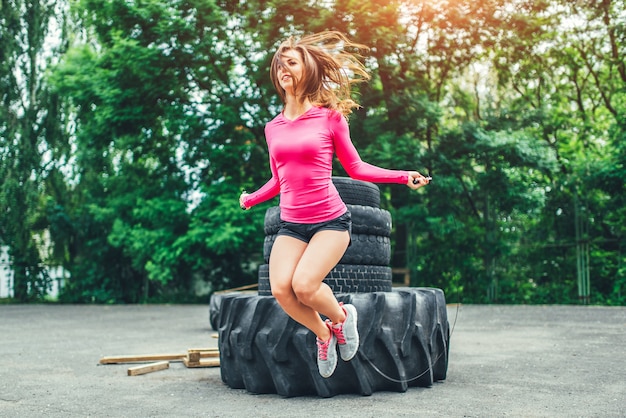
[358,174,460,384]
[356,299,460,384]
[247,174,457,383]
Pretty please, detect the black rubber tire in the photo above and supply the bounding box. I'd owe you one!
[332,177,380,208]
[350,205,392,237]
[264,205,392,237]
[257,264,392,296]
[217,288,449,397]
[395,287,450,381]
[262,233,391,266]
[209,291,258,331]
[263,206,282,236]
[209,292,223,330]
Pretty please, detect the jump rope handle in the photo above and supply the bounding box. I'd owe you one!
[413,176,432,185]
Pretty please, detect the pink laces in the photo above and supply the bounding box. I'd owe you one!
[332,303,348,344]
[317,337,331,361]
[333,322,346,345]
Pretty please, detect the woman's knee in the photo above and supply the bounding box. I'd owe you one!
[292,276,319,305]
[271,282,296,306]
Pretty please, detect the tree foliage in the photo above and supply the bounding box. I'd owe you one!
[1,0,624,304]
[1,0,69,300]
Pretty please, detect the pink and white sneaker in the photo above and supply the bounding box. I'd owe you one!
[332,303,359,361]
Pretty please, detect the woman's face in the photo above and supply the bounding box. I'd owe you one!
[277,49,304,95]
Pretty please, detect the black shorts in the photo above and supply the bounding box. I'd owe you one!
[276,211,352,245]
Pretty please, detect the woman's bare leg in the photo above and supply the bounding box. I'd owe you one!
[269,235,332,340]
[270,230,354,377]
[291,230,350,324]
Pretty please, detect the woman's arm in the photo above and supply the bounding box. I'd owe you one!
[332,114,430,189]
[332,114,408,183]
[240,155,280,210]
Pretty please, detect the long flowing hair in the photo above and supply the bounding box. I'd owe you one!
[270,31,371,117]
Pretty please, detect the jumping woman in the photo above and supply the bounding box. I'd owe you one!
[239,31,430,378]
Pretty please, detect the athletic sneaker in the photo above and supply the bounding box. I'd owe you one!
[316,320,337,378]
[332,303,359,361]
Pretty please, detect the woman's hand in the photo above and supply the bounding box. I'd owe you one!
[239,191,249,210]
[407,171,431,190]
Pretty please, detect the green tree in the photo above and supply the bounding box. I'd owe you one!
[50,0,271,302]
[9,0,623,305]
[0,0,69,301]
[479,0,625,303]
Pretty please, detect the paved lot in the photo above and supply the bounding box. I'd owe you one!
[0,302,624,417]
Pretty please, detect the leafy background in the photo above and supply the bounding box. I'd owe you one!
[1,0,624,304]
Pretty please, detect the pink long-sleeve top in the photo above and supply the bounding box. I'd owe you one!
[241,106,409,223]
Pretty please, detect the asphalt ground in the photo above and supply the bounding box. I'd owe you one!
[0,302,624,417]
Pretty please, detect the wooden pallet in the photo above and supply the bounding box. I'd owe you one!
[183,348,220,368]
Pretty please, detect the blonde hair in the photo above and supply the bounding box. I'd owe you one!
[270,31,371,117]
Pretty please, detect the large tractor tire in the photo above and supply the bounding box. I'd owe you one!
[218,287,449,397]
[209,291,257,331]
[394,287,450,381]
[209,292,223,330]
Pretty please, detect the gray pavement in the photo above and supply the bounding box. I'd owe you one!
[0,303,624,417]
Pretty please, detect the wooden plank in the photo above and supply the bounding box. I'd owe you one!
[100,348,219,365]
[100,353,186,364]
[214,283,258,294]
[188,348,219,355]
[187,347,219,352]
[183,357,220,368]
[127,361,169,376]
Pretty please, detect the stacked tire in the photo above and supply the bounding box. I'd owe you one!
[215,177,450,397]
[258,177,394,295]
